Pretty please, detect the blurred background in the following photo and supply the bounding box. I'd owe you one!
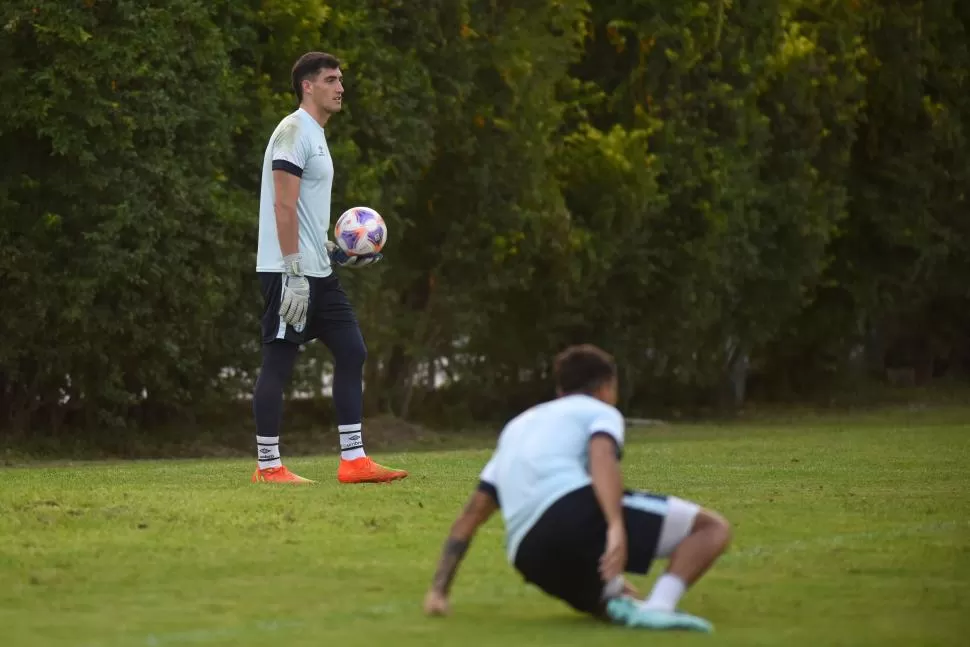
[1,0,967,453]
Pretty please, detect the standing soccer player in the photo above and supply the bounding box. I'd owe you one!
[250,51,408,485]
[423,344,731,631]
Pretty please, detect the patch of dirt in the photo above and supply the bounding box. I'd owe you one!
[359,415,440,446]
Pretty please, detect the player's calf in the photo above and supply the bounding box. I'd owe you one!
[641,505,731,613]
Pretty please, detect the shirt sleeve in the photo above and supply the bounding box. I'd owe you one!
[588,405,625,458]
[477,456,499,505]
[270,119,312,177]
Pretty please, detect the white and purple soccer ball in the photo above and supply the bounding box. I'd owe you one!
[333,206,387,256]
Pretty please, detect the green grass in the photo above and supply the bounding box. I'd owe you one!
[2,409,969,647]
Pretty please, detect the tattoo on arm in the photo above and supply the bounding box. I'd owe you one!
[429,490,497,596]
[431,537,470,594]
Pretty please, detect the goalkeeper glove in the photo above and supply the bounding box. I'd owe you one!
[326,241,383,269]
[279,253,310,331]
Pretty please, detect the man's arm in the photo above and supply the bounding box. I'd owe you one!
[424,486,498,615]
[589,433,624,526]
[272,168,309,327]
[589,433,627,583]
[272,169,301,257]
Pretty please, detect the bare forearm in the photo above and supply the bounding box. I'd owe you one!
[429,489,497,596]
[592,468,624,527]
[275,203,299,257]
[430,535,471,594]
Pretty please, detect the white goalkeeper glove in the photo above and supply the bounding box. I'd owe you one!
[279,253,309,331]
[325,241,383,269]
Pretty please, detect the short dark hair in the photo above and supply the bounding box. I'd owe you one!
[291,52,341,102]
[553,344,617,395]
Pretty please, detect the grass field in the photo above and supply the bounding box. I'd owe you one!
[2,408,969,647]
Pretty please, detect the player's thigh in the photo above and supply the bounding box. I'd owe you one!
[310,274,359,329]
[513,488,608,615]
[656,496,702,557]
[622,491,702,568]
[305,276,366,356]
[259,272,311,345]
[621,491,666,573]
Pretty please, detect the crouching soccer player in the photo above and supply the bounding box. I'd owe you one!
[423,344,731,631]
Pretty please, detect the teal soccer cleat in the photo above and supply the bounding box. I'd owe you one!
[605,597,714,633]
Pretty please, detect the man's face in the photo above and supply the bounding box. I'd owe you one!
[305,67,344,114]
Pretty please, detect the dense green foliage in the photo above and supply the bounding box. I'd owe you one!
[1,0,967,433]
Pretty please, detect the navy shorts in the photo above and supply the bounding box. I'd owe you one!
[512,486,672,616]
[259,272,358,345]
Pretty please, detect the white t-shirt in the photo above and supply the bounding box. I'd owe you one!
[256,108,335,277]
[478,394,626,562]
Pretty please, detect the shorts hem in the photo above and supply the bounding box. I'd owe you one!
[256,267,333,278]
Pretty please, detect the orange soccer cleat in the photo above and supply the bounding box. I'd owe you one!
[251,465,316,484]
[337,456,408,484]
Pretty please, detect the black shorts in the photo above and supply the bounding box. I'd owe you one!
[259,272,358,345]
[512,485,678,616]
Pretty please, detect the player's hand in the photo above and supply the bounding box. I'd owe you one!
[423,589,450,617]
[622,579,640,597]
[600,522,628,583]
[279,254,310,329]
[325,241,383,269]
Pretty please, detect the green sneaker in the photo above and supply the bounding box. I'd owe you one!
[631,609,713,632]
[606,599,713,633]
[605,596,639,625]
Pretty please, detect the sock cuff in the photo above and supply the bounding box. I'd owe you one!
[640,572,687,613]
[338,423,362,433]
[256,435,280,444]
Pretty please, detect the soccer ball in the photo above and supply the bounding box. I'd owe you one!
[334,206,387,256]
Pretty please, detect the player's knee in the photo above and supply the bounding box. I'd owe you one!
[331,328,367,366]
[695,508,732,552]
[349,337,367,366]
[258,342,299,385]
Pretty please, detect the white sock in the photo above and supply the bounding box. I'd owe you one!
[640,573,686,612]
[338,423,366,460]
[256,435,282,470]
